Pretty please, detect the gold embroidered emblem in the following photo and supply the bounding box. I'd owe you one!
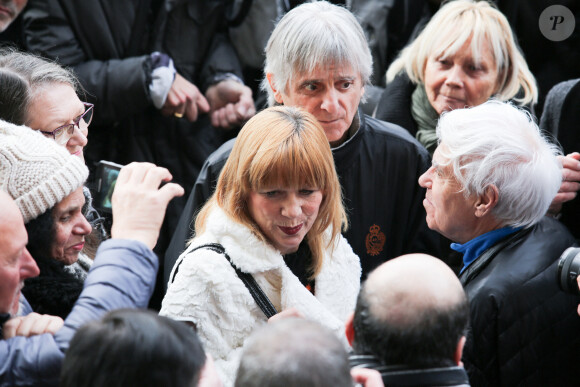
[365,224,386,256]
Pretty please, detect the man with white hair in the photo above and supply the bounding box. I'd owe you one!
[164,1,440,284]
[418,100,580,386]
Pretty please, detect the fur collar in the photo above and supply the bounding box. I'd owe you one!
[191,206,300,273]
[188,206,361,325]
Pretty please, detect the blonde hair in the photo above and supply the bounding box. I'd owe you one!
[196,106,347,277]
[387,0,537,106]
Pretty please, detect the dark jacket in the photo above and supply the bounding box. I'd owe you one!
[0,239,158,387]
[351,353,470,387]
[540,78,580,241]
[22,0,242,219]
[459,216,580,387]
[164,110,442,286]
[374,73,418,136]
[22,0,244,308]
[495,0,580,116]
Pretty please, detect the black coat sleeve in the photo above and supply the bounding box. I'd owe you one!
[22,0,152,126]
[163,140,233,288]
[156,0,244,91]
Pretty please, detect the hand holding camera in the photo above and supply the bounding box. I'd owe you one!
[110,162,184,249]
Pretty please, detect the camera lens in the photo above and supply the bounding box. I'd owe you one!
[557,247,580,295]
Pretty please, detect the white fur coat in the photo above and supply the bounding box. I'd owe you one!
[160,207,361,386]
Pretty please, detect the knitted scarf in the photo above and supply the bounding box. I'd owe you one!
[411,84,440,155]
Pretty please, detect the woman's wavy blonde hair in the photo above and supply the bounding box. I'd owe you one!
[387,0,537,106]
[195,106,347,278]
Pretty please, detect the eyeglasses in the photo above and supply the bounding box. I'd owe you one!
[40,102,94,145]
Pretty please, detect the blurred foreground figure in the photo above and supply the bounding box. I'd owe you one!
[348,254,470,386]
[418,101,580,386]
[61,309,220,387]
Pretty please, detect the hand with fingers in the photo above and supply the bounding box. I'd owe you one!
[549,152,580,216]
[2,313,64,339]
[205,79,256,129]
[161,73,210,122]
[111,162,184,249]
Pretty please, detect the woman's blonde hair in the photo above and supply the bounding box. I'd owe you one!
[195,106,347,277]
[386,0,537,106]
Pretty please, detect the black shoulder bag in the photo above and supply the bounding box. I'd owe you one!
[170,243,278,319]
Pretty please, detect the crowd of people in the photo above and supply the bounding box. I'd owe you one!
[0,1,579,386]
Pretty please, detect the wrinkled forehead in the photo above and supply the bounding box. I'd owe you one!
[293,61,359,81]
[432,144,457,176]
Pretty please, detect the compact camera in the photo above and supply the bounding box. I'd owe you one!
[557,247,580,295]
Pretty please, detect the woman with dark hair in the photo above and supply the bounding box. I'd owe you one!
[0,119,91,319]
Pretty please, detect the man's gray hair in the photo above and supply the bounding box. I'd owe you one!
[235,318,352,387]
[436,100,562,228]
[262,1,372,106]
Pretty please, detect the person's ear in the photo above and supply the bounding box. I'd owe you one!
[475,184,499,217]
[455,336,466,366]
[266,73,284,104]
[345,312,355,346]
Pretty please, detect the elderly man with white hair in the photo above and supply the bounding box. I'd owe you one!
[418,100,580,387]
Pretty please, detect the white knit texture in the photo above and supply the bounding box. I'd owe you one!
[160,206,361,386]
[0,120,88,222]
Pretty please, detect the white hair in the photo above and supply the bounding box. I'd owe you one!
[261,1,372,106]
[436,100,561,228]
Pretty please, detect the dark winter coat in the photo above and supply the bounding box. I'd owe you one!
[23,0,242,184]
[22,0,245,308]
[540,78,580,241]
[374,72,418,136]
[460,216,580,386]
[350,354,470,387]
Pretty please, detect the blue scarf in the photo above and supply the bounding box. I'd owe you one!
[452,226,522,274]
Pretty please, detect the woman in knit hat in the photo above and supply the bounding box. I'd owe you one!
[0,120,92,318]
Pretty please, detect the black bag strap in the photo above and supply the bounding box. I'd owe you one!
[170,243,278,319]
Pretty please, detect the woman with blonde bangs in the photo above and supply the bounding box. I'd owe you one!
[375,0,537,155]
[161,106,361,386]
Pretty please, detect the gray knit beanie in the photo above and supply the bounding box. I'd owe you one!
[0,119,88,223]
